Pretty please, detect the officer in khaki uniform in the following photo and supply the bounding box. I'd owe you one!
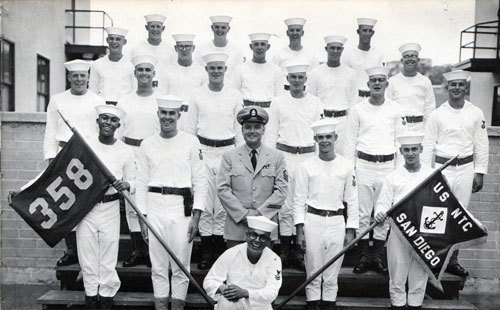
[217,106,288,248]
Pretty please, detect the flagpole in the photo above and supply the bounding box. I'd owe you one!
[274,156,459,310]
[57,111,216,306]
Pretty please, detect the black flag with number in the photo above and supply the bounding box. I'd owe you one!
[389,170,488,290]
[9,133,111,247]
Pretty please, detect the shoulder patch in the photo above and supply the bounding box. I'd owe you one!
[283,169,289,182]
[199,149,203,160]
[275,269,281,280]
[401,116,407,126]
[352,174,357,187]
[481,120,486,129]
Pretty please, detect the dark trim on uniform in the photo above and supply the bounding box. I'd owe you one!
[324,109,347,118]
[435,154,474,166]
[123,137,143,147]
[276,142,316,154]
[197,135,235,148]
[243,99,271,108]
[98,193,120,203]
[357,151,395,163]
[358,90,371,97]
[404,115,424,123]
[307,205,344,217]
[105,101,117,106]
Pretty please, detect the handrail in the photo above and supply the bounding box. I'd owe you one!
[459,19,499,62]
[65,9,114,46]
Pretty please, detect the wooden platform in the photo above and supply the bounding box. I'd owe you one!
[38,290,478,310]
[55,262,466,299]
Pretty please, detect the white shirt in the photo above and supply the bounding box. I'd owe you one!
[386,72,436,122]
[89,55,135,102]
[421,101,489,174]
[86,135,136,195]
[129,39,176,74]
[44,90,104,159]
[230,61,283,102]
[203,243,282,310]
[157,62,206,100]
[342,47,384,91]
[375,165,434,215]
[265,93,323,148]
[116,91,160,140]
[293,155,359,229]
[186,86,244,144]
[135,131,207,214]
[194,40,244,80]
[307,64,358,111]
[271,45,320,72]
[343,98,405,162]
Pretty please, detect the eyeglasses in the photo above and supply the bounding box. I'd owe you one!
[402,54,418,59]
[247,231,270,242]
[177,45,193,51]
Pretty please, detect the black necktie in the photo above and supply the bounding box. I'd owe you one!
[251,150,257,170]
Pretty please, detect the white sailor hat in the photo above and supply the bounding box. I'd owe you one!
[248,33,272,42]
[399,43,421,55]
[210,15,232,24]
[202,53,229,64]
[247,216,278,233]
[366,66,389,77]
[443,70,471,82]
[357,18,377,27]
[144,14,166,23]
[397,132,425,145]
[157,95,184,109]
[131,55,157,67]
[172,34,195,43]
[285,62,309,74]
[95,105,126,120]
[105,27,128,37]
[64,59,91,72]
[311,118,339,135]
[284,17,307,26]
[324,35,347,45]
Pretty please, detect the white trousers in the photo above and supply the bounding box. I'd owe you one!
[356,159,394,240]
[76,200,121,297]
[279,151,315,236]
[199,144,233,236]
[437,162,474,208]
[148,193,193,299]
[304,214,345,302]
[387,232,428,307]
[126,145,142,232]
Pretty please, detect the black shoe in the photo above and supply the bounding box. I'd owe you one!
[391,306,407,310]
[322,301,337,310]
[85,295,99,310]
[446,264,469,277]
[99,296,113,310]
[57,253,78,266]
[353,262,369,274]
[306,300,321,310]
[122,253,144,267]
[371,261,388,275]
[407,306,421,310]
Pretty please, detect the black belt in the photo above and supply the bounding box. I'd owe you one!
[180,104,189,112]
[99,193,120,204]
[276,142,315,154]
[404,115,424,123]
[435,155,474,166]
[324,109,347,118]
[197,135,235,148]
[106,101,118,106]
[243,99,271,108]
[357,151,395,163]
[123,137,143,147]
[58,141,67,148]
[307,205,344,217]
[358,90,371,97]
[148,186,193,216]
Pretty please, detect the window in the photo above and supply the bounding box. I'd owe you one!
[37,55,50,112]
[1,39,15,111]
[492,85,500,126]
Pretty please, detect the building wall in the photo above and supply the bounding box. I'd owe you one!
[1,113,499,292]
[1,0,91,113]
[470,0,500,125]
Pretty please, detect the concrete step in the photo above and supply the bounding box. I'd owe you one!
[38,290,478,310]
[55,263,466,300]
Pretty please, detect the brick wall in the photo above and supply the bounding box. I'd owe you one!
[1,113,500,291]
